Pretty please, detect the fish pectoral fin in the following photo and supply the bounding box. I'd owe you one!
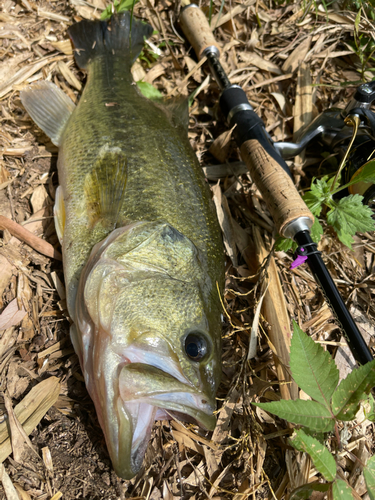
[20,81,75,147]
[54,186,65,245]
[84,146,128,230]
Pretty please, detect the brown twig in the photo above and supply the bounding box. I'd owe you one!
[0,215,62,261]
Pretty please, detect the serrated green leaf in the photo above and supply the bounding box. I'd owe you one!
[327,195,375,249]
[136,81,163,100]
[363,454,375,500]
[289,482,330,500]
[310,216,324,243]
[331,359,375,420]
[301,427,326,444]
[253,400,334,432]
[290,429,336,481]
[290,321,339,409]
[332,478,355,500]
[303,190,325,216]
[303,176,336,215]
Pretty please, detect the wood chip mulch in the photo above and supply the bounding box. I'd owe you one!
[0,1,374,499]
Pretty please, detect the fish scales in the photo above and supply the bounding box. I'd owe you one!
[21,12,224,480]
[60,58,222,310]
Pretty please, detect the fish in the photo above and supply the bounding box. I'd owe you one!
[20,12,224,480]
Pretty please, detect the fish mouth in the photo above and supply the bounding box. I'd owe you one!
[119,366,216,475]
[105,343,216,480]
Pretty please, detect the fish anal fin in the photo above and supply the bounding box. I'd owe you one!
[84,146,128,230]
[54,186,66,245]
[20,81,75,147]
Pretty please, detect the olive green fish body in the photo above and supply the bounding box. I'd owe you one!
[21,12,224,480]
[60,58,222,316]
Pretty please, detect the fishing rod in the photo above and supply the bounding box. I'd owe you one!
[179,3,373,365]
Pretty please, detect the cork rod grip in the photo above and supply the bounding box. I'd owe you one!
[179,6,221,59]
[240,139,314,236]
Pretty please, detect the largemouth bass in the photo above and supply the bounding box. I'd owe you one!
[21,12,224,479]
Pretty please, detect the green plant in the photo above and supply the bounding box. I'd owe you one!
[253,321,375,499]
[136,80,162,99]
[100,0,140,20]
[345,8,375,81]
[276,159,375,252]
[342,0,375,21]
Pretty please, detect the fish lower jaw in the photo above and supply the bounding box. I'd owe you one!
[121,395,216,476]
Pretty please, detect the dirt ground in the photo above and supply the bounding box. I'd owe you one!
[0,0,374,499]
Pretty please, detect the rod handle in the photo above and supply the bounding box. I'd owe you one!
[240,139,314,236]
[179,4,221,59]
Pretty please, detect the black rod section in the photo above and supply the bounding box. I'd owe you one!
[294,231,373,365]
[205,51,230,90]
[203,43,373,364]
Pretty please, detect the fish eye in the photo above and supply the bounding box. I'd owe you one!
[184,333,208,362]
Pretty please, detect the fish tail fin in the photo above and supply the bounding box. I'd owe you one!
[67,12,153,70]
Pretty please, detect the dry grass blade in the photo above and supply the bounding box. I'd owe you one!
[0,464,19,500]
[3,393,39,462]
[0,377,61,463]
[0,55,66,99]
[253,226,298,400]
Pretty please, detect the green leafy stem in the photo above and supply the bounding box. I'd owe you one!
[276,159,375,252]
[252,321,375,499]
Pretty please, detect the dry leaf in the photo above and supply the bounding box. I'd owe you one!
[282,36,312,73]
[0,254,14,309]
[241,52,282,75]
[212,184,237,267]
[209,126,235,163]
[0,298,27,330]
[30,185,50,213]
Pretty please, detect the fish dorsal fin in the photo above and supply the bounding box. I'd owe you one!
[20,81,75,147]
[156,96,189,132]
[84,145,128,230]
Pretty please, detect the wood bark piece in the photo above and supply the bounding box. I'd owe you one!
[0,377,61,463]
[0,215,62,261]
[253,226,298,400]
